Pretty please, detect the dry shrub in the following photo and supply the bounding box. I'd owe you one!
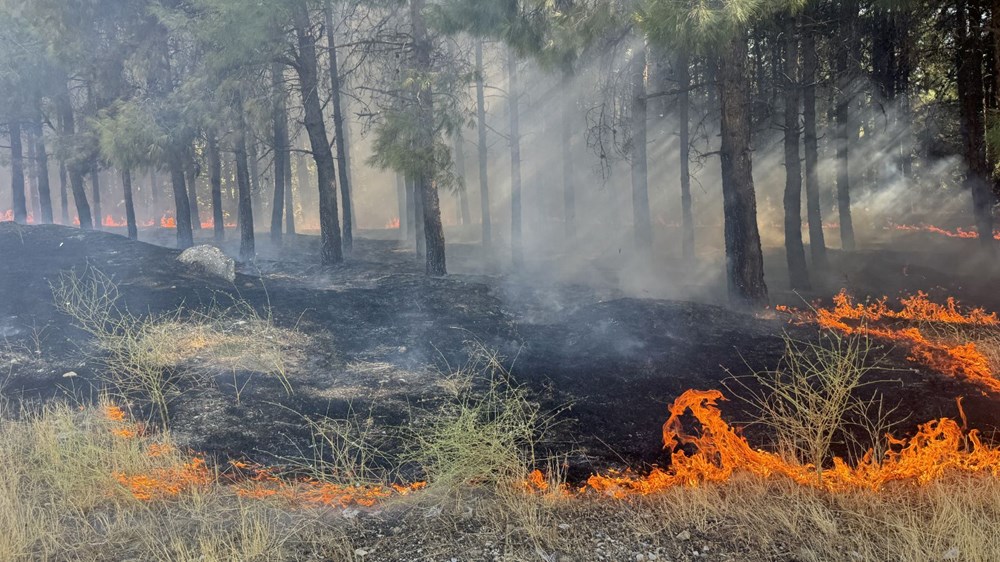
[52,266,301,424]
[404,346,551,498]
[728,331,899,477]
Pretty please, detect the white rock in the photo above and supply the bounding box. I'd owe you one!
[943,547,960,560]
[354,548,368,557]
[62,371,78,378]
[675,530,691,541]
[177,245,236,282]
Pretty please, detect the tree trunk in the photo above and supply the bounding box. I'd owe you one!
[235,101,256,262]
[453,126,471,225]
[186,151,201,230]
[801,13,827,269]
[56,83,92,229]
[835,0,857,251]
[91,159,102,229]
[475,39,492,247]
[9,123,27,224]
[59,159,69,225]
[271,63,288,243]
[292,2,343,264]
[676,48,695,262]
[122,168,138,240]
[25,126,40,221]
[630,41,653,251]
[248,139,261,222]
[30,118,53,224]
[783,16,811,290]
[718,33,768,309]
[507,47,523,268]
[169,151,194,248]
[957,0,995,252]
[208,134,225,242]
[325,0,354,254]
[411,0,447,275]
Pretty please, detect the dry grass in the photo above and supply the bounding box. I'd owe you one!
[52,266,303,424]
[0,400,351,562]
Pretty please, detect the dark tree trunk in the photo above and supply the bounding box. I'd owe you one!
[91,159,102,229]
[835,0,857,251]
[208,134,225,242]
[718,33,768,309]
[169,152,194,249]
[9,123,27,224]
[292,2,342,264]
[677,48,695,262]
[235,102,256,262]
[957,0,995,252]
[56,110,69,225]
[30,118,53,224]
[248,139,261,222]
[507,47,523,268]
[453,127,471,226]
[783,16,811,290]
[25,126,40,221]
[271,63,288,243]
[56,83,92,229]
[325,0,354,254]
[630,41,653,250]
[122,168,138,240]
[411,0,447,275]
[802,13,827,269]
[475,39,492,247]
[186,151,201,230]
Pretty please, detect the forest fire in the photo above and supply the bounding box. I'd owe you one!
[778,291,1000,395]
[891,223,1000,241]
[580,389,1000,497]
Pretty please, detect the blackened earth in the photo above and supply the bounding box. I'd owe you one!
[1,222,998,481]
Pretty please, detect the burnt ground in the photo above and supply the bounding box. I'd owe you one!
[2,221,1000,480]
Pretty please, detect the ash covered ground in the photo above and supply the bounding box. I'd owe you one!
[2,221,999,479]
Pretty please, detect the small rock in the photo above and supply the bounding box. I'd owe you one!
[675,530,691,541]
[943,547,960,560]
[62,371,78,378]
[558,523,571,531]
[177,245,236,282]
[354,548,368,557]
[636,554,645,561]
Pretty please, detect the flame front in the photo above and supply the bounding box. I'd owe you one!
[583,390,1000,497]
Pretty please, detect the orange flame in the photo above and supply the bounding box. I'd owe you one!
[583,390,1000,497]
[786,290,1000,394]
[892,223,1000,241]
[386,217,401,229]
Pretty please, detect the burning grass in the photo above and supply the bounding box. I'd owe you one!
[777,290,1000,394]
[52,266,303,423]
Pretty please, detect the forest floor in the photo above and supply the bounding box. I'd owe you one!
[2,222,1000,561]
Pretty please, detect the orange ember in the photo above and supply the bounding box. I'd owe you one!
[115,457,212,501]
[386,217,401,229]
[787,290,1000,394]
[103,215,127,228]
[160,215,177,228]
